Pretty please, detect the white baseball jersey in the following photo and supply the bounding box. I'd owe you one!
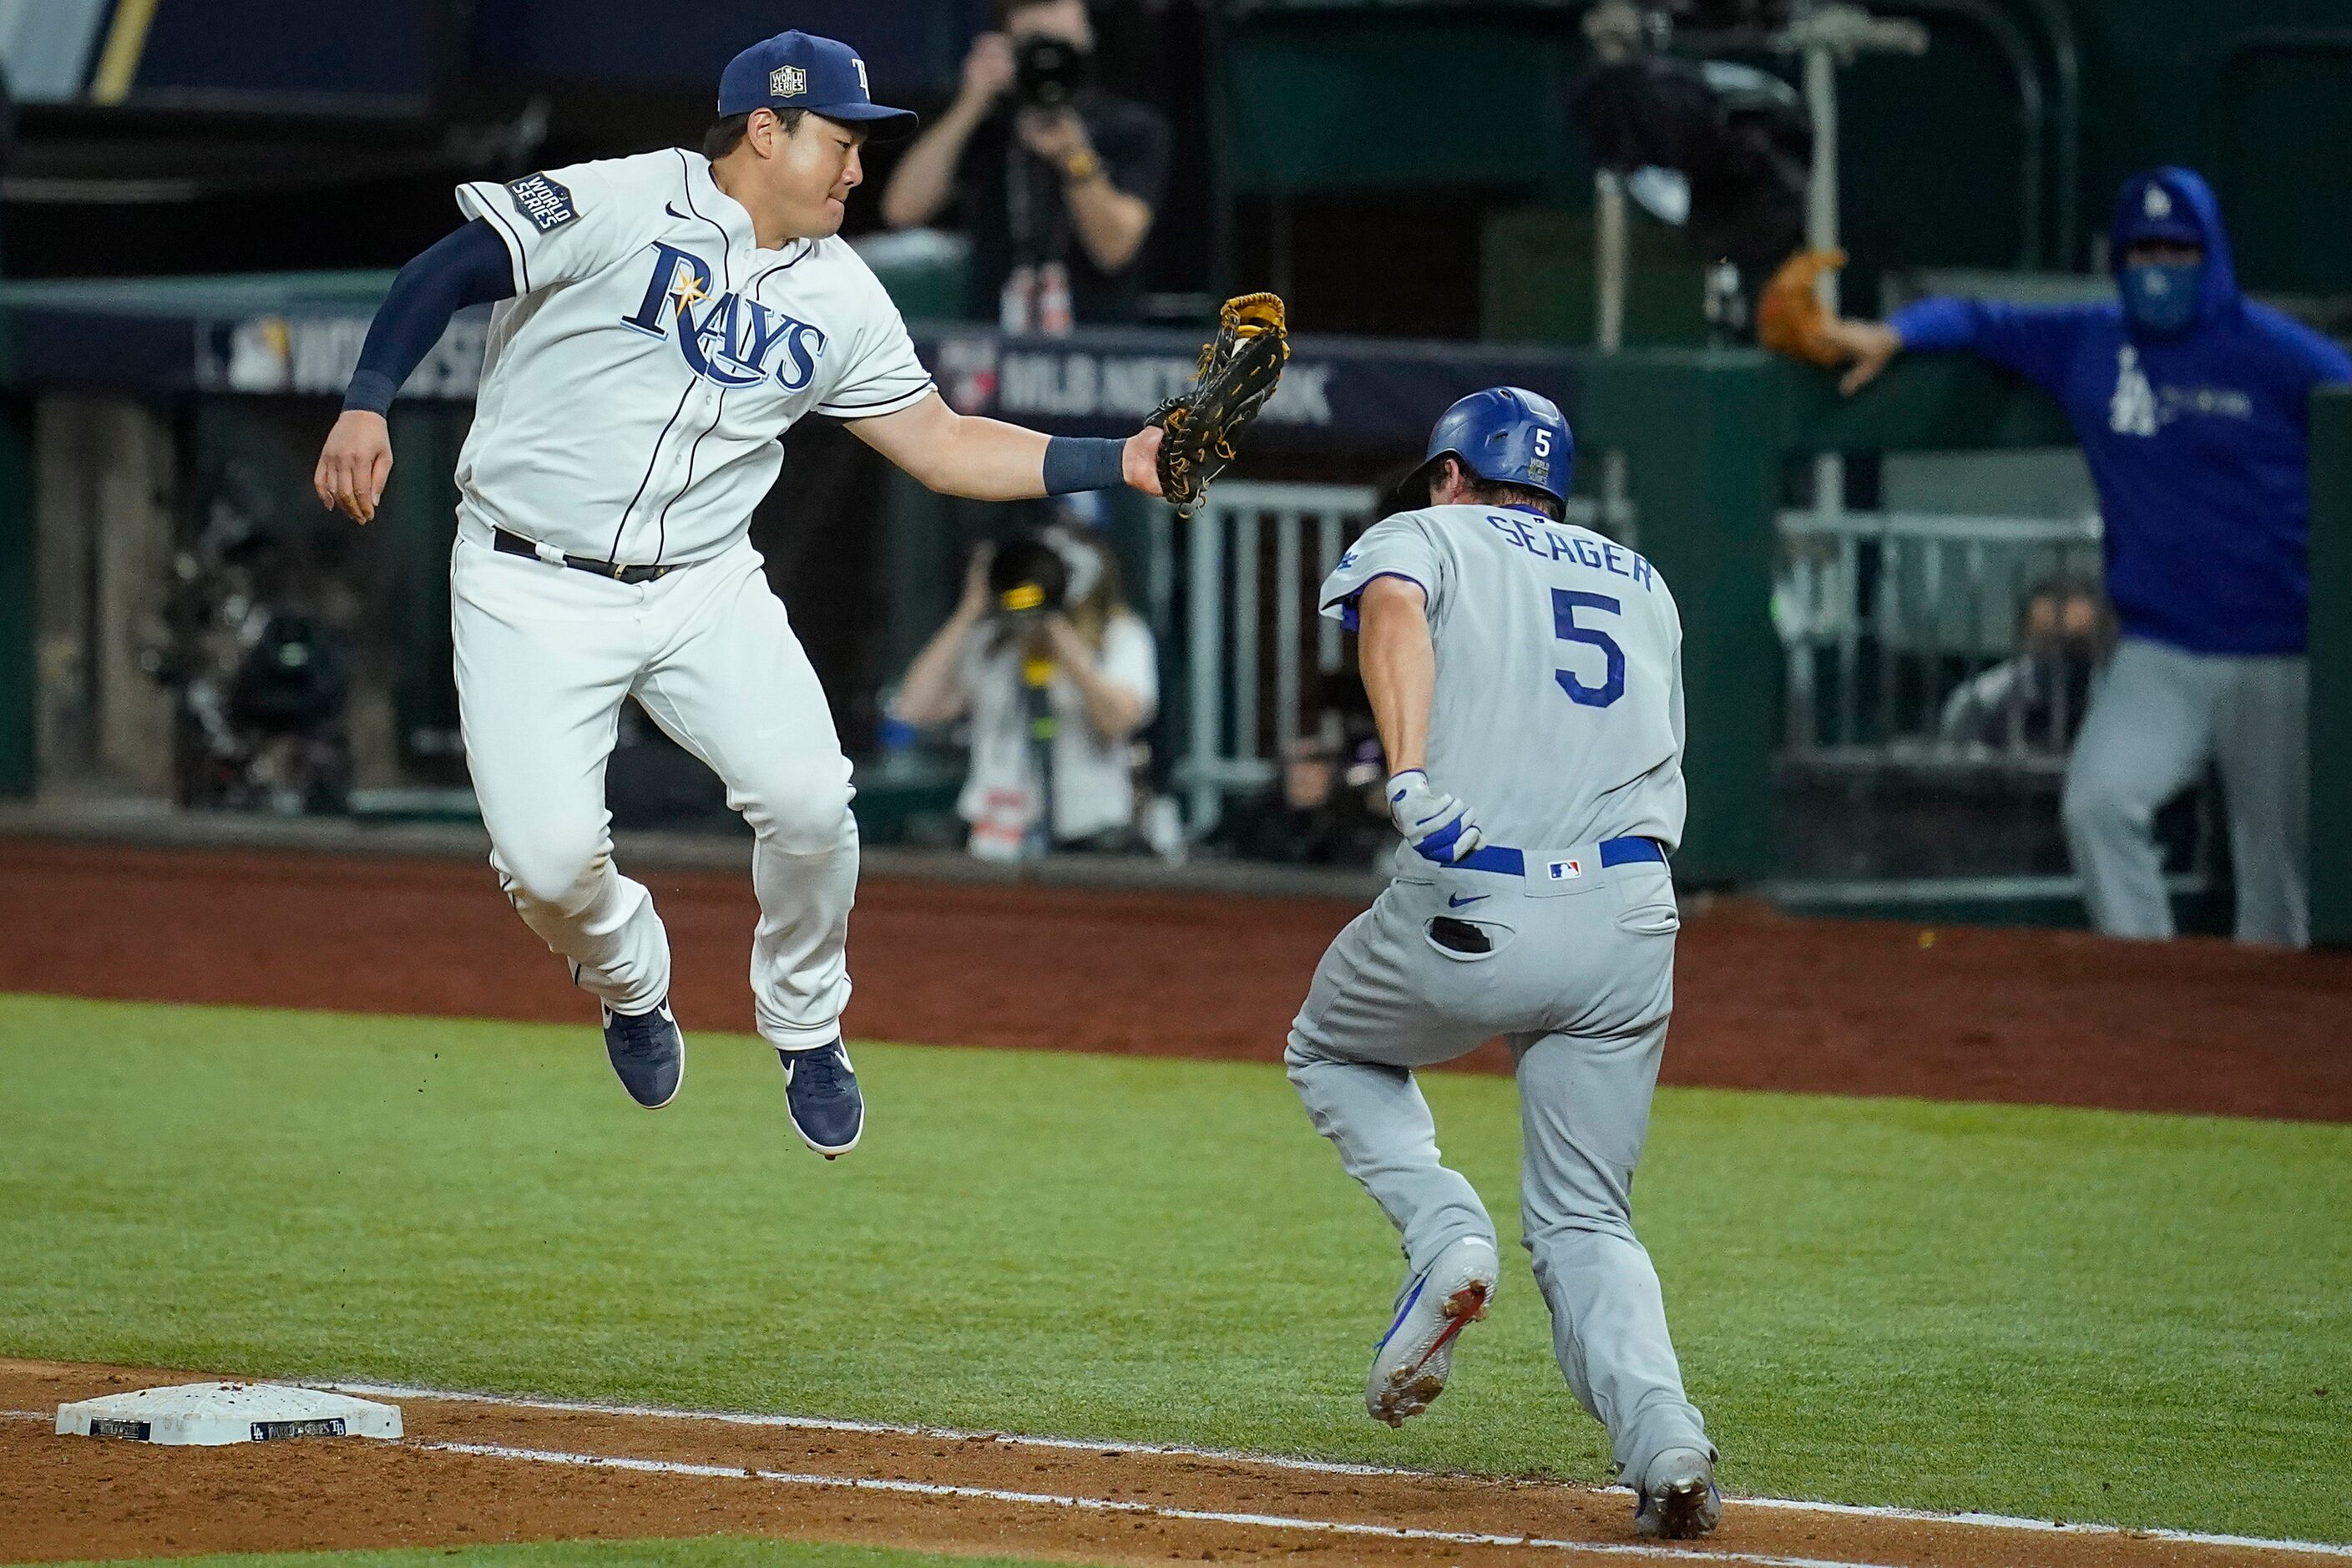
[1320,503,1686,860]
[454,148,935,565]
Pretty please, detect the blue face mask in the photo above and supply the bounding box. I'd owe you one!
[2122,261,2202,336]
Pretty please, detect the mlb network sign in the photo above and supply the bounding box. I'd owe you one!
[199,312,485,400]
[935,334,1333,428]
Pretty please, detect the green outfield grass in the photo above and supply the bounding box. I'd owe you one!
[64,1542,1081,1568]
[3,994,2347,1544]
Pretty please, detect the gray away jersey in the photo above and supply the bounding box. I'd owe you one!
[1320,503,1686,863]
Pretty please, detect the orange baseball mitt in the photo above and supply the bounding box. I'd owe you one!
[1756,248,1849,368]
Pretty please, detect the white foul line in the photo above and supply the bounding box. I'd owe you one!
[321,1378,2352,1559]
[422,1438,1896,1568]
[1731,1496,2352,1559]
[324,1380,1414,1479]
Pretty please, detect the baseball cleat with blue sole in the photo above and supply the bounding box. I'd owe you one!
[602,999,684,1110]
[780,1039,862,1158]
[1632,1447,1722,1540]
[1366,1234,1499,1427]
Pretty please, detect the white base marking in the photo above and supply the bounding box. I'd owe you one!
[321,1382,2352,1560]
[423,1439,1872,1568]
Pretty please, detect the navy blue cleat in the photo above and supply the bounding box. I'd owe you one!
[601,999,684,1110]
[779,1039,862,1158]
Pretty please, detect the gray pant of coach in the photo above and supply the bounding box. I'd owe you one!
[2062,637,2309,947]
[1286,848,1710,1485]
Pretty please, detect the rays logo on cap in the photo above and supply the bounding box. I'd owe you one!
[2142,184,2172,220]
[770,64,808,99]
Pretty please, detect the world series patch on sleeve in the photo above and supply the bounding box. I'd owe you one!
[506,174,579,234]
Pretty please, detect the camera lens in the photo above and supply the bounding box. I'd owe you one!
[988,536,1070,619]
[1014,35,1089,110]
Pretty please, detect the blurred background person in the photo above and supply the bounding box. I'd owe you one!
[1823,168,2352,948]
[879,0,1169,330]
[1206,673,1392,867]
[1936,578,2112,756]
[893,528,1157,858]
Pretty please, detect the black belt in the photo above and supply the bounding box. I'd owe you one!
[494,528,679,584]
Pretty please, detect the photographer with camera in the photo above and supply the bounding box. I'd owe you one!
[893,529,1159,858]
[880,0,1170,330]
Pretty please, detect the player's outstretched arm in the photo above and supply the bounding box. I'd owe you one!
[844,391,1164,501]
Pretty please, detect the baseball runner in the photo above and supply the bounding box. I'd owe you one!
[312,29,1166,1153]
[1289,388,1719,1539]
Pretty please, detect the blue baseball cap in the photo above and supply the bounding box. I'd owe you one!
[717,31,918,140]
[2112,170,2207,252]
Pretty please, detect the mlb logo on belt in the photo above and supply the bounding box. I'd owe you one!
[771,64,808,98]
[1546,857,1584,882]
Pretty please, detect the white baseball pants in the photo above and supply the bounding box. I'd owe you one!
[450,524,857,1047]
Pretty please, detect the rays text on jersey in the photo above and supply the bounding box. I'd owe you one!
[620,243,828,391]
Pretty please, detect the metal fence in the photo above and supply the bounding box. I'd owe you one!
[1774,508,2107,772]
[1176,482,1376,831]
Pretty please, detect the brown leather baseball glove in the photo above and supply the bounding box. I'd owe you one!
[1757,248,1850,368]
[1148,293,1289,518]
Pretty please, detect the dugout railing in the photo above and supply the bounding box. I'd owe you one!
[1774,507,2102,771]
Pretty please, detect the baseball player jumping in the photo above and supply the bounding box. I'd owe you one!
[1291,389,1718,1538]
[313,30,1163,1155]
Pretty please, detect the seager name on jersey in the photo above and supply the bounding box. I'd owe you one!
[1483,511,1658,589]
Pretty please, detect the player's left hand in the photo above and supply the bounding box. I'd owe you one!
[1122,426,1166,496]
[315,410,393,525]
[1386,769,1485,863]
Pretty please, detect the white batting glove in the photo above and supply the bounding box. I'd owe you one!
[1386,770,1485,864]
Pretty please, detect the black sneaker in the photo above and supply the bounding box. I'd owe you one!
[601,999,683,1110]
[779,1039,862,1158]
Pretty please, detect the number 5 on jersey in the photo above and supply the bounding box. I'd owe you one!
[1552,589,1624,708]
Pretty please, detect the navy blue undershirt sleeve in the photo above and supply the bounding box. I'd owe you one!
[342,220,518,415]
[1042,436,1129,496]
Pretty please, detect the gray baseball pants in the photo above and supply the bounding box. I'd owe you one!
[2061,637,2309,947]
[1285,849,1710,1486]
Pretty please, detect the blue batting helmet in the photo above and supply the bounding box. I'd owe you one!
[1419,387,1574,503]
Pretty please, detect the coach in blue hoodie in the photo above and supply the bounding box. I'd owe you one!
[1827,168,2352,947]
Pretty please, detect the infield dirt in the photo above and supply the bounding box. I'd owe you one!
[7,1359,2344,1568]
[6,838,2349,1121]
[8,842,2351,1562]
